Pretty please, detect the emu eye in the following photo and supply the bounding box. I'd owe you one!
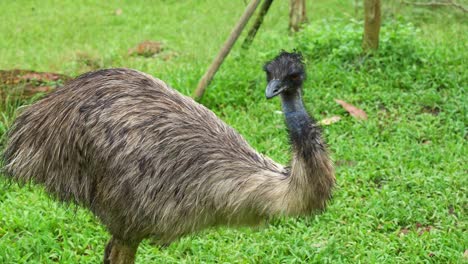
[289,74,301,81]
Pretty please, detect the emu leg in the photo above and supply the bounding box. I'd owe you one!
[103,237,140,264]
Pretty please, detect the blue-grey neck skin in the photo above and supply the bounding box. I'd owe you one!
[280,86,328,160]
[280,89,306,114]
[280,89,312,138]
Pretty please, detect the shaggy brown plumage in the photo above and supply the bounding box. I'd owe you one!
[3,51,335,264]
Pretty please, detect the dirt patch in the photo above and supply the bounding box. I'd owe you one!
[335,160,357,167]
[75,51,101,70]
[421,106,441,116]
[0,69,71,99]
[128,41,164,57]
[398,223,435,237]
[128,41,179,60]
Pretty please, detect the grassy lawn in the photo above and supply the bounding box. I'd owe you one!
[1,0,467,263]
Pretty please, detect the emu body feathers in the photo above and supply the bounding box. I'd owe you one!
[3,52,335,263]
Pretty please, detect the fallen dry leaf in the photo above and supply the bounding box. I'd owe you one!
[319,115,341,125]
[115,8,123,16]
[335,99,368,120]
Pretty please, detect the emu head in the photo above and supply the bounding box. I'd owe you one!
[263,51,306,99]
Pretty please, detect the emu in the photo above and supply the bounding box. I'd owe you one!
[3,51,335,263]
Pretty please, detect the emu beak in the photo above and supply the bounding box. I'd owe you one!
[265,80,285,99]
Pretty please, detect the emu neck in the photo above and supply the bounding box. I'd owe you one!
[281,90,306,115]
[280,90,310,139]
[279,88,335,213]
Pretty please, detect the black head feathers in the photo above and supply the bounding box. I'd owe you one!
[263,51,306,82]
[264,51,306,98]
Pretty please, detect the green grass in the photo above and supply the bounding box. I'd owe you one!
[1,0,467,263]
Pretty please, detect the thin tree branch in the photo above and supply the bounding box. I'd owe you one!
[447,0,468,12]
[242,0,274,49]
[193,0,261,100]
[402,1,467,13]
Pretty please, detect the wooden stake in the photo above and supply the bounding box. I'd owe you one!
[242,0,274,49]
[193,0,261,100]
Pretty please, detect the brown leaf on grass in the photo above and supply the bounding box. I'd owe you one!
[319,115,341,125]
[115,8,123,16]
[335,99,368,120]
[128,41,164,57]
